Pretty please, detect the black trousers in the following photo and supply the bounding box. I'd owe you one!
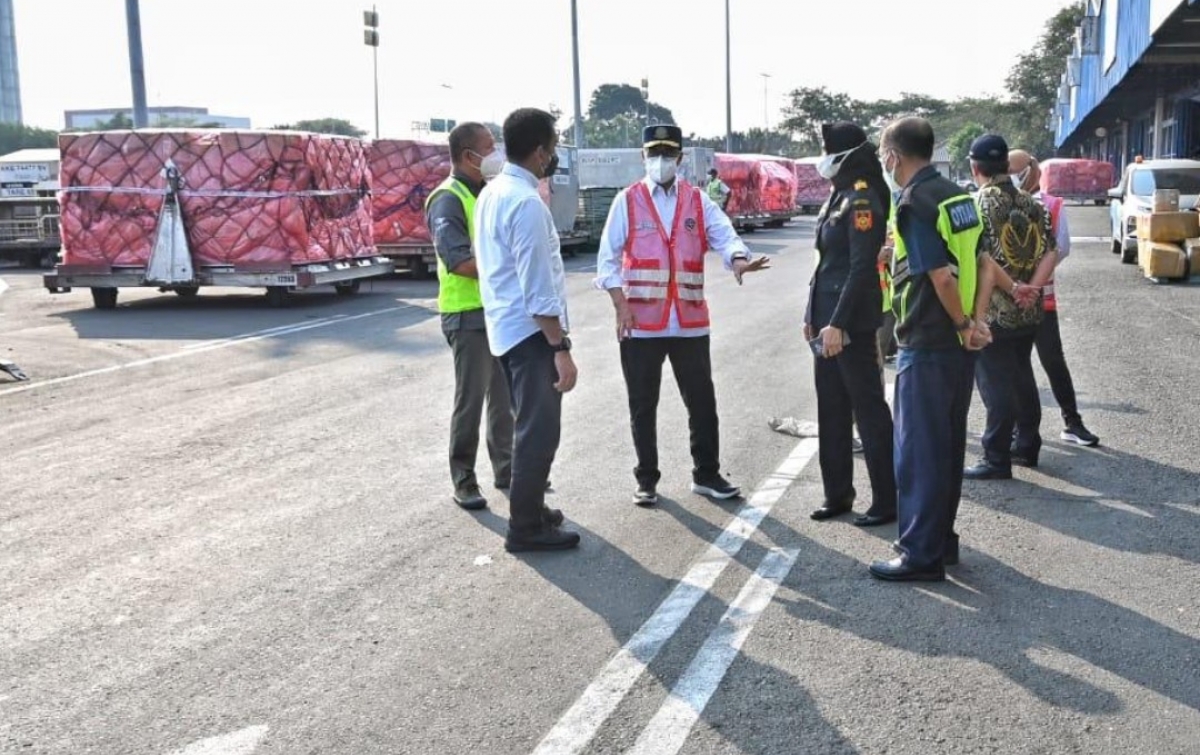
[976,330,1041,466]
[446,329,513,490]
[499,333,561,534]
[814,332,896,513]
[619,336,720,488]
[1032,310,1083,429]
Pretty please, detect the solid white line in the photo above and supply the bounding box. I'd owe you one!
[0,305,410,399]
[167,725,268,755]
[626,547,800,755]
[1068,236,1111,243]
[0,277,8,297]
[529,438,818,755]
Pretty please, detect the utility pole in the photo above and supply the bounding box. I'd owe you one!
[570,0,585,147]
[641,77,650,128]
[724,0,732,152]
[761,73,771,130]
[125,0,148,128]
[364,7,380,139]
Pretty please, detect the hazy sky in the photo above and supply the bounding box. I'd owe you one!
[14,0,1078,137]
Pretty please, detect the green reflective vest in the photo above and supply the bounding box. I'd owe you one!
[425,177,482,314]
[706,178,725,202]
[890,194,982,341]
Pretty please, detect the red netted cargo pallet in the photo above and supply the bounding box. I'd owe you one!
[368,139,450,245]
[714,153,798,221]
[793,159,831,211]
[756,160,798,214]
[58,129,374,269]
[1039,158,1115,204]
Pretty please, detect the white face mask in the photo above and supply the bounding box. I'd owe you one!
[1014,166,1032,191]
[476,149,504,180]
[816,142,864,180]
[645,155,678,185]
[882,151,902,194]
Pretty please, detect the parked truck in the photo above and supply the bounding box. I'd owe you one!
[0,148,61,269]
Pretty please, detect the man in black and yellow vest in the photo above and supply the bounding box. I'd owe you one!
[426,122,512,510]
[870,116,989,582]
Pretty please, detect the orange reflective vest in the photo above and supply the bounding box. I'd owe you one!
[1041,193,1064,312]
[622,180,711,331]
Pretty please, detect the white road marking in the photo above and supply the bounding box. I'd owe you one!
[626,548,800,755]
[529,439,818,755]
[1068,236,1112,244]
[167,725,268,755]
[0,305,410,399]
[0,277,8,297]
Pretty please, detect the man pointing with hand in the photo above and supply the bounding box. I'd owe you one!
[595,123,769,508]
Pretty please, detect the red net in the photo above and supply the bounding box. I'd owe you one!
[58,130,373,269]
[1039,158,1115,200]
[714,154,797,215]
[793,161,831,206]
[368,139,450,245]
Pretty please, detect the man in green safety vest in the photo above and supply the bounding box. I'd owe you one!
[425,122,512,511]
[705,168,730,212]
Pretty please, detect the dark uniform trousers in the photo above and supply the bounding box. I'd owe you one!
[976,328,1041,465]
[499,333,561,533]
[620,335,720,488]
[895,347,975,569]
[1031,310,1083,430]
[814,333,895,511]
[446,328,513,489]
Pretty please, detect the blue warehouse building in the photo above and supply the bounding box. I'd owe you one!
[1054,0,1200,171]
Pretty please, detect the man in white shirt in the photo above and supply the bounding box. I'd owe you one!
[595,124,769,507]
[474,108,580,553]
[1008,150,1100,449]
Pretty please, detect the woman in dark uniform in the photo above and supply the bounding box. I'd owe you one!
[804,122,897,526]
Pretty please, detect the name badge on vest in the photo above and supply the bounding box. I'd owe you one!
[945,197,980,234]
[635,221,658,231]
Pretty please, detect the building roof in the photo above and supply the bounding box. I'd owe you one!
[0,148,59,164]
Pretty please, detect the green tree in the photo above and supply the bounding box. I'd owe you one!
[274,118,367,137]
[1004,1,1086,156]
[947,123,986,175]
[587,83,675,125]
[780,86,869,154]
[690,128,801,157]
[0,122,59,155]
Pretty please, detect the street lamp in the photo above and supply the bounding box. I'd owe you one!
[724,0,732,152]
[570,0,585,147]
[641,77,650,128]
[363,7,380,139]
[125,0,148,128]
[761,73,771,130]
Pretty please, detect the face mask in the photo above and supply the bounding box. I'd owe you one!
[1014,166,1032,191]
[816,142,864,180]
[646,156,678,185]
[882,151,902,193]
[477,150,504,180]
[541,149,560,180]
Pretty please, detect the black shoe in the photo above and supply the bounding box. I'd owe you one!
[504,525,580,553]
[964,460,1012,480]
[811,497,854,521]
[1061,425,1100,447]
[1011,453,1038,468]
[453,485,487,511]
[495,479,552,492]
[892,537,958,566]
[853,511,896,527]
[632,485,659,507]
[869,556,945,582]
[543,507,564,527]
[691,474,741,500]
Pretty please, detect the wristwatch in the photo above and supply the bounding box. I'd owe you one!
[955,317,973,332]
[550,335,572,353]
[732,252,750,263]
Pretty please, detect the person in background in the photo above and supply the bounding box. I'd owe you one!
[964,135,1058,481]
[706,168,731,212]
[804,122,896,528]
[425,122,511,511]
[1007,149,1101,448]
[595,124,769,507]
[473,108,580,553]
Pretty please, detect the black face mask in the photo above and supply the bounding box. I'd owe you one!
[543,151,560,179]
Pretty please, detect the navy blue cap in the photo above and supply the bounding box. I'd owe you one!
[643,124,683,149]
[969,134,1009,161]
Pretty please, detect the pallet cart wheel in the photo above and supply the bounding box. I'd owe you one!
[334,279,361,296]
[265,287,290,308]
[91,287,118,310]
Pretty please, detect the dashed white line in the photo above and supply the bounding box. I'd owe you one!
[0,305,411,398]
[626,547,800,755]
[167,725,268,755]
[529,438,818,755]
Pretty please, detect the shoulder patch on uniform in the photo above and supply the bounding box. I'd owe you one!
[854,179,869,191]
[854,209,874,232]
[944,197,980,234]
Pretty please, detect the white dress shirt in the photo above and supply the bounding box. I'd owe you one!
[474,162,568,356]
[595,176,751,339]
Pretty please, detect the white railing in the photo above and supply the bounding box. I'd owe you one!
[0,215,61,244]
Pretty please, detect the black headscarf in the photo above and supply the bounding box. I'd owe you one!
[821,122,892,220]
